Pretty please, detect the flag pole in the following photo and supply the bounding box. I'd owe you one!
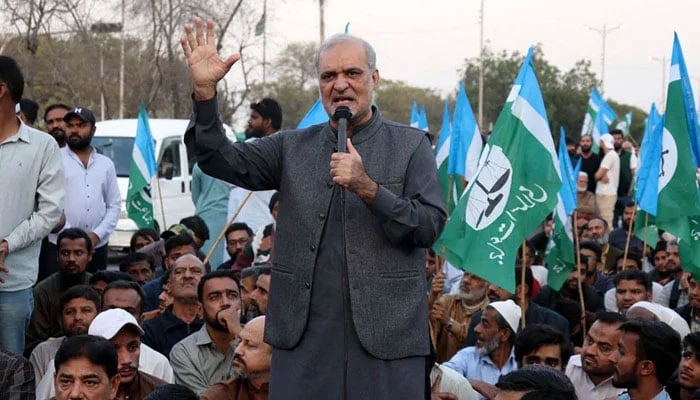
[204,191,253,265]
[573,211,587,337]
[446,175,455,215]
[154,176,167,229]
[621,206,637,271]
[520,241,527,328]
[642,213,649,257]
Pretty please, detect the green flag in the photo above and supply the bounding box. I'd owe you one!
[545,198,575,290]
[616,111,632,137]
[433,48,561,293]
[655,35,700,274]
[126,104,157,228]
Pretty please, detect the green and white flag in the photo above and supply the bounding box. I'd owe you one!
[616,111,633,137]
[126,104,157,228]
[436,101,462,211]
[434,48,561,293]
[656,34,700,274]
[545,197,575,290]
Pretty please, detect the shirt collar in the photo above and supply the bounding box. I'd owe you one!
[2,118,32,144]
[194,323,214,346]
[480,347,516,368]
[323,105,383,146]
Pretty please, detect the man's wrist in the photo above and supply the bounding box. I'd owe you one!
[193,85,217,101]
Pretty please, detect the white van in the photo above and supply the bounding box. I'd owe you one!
[93,119,236,253]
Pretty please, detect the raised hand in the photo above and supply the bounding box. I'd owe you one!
[180,18,241,101]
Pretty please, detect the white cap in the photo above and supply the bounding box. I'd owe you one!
[600,134,614,151]
[88,308,144,340]
[489,299,522,334]
[628,301,690,339]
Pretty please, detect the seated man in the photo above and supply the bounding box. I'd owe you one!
[430,272,489,363]
[609,320,681,400]
[89,270,134,296]
[565,311,625,400]
[86,309,166,399]
[52,335,119,400]
[0,347,34,399]
[143,255,205,358]
[217,222,253,272]
[443,300,521,399]
[248,267,270,317]
[495,365,577,400]
[170,271,242,395]
[514,324,572,371]
[200,316,270,400]
[604,269,658,314]
[101,280,174,382]
[142,233,198,312]
[240,267,261,323]
[26,228,94,355]
[119,252,156,287]
[29,285,100,384]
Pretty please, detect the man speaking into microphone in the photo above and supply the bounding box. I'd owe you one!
[181,18,446,399]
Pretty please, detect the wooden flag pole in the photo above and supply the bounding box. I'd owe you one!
[204,191,254,265]
[573,211,587,337]
[621,207,637,271]
[520,241,527,328]
[154,176,167,229]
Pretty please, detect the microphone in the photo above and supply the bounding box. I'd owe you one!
[332,106,353,153]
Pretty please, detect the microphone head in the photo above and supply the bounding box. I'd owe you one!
[332,106,353,122]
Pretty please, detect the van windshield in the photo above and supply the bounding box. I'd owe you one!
[93,137,134,177]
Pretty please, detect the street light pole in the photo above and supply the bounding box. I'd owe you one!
[587,23,621,94]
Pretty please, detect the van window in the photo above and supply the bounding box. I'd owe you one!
[158,138,181,179]
[93,137,135,178]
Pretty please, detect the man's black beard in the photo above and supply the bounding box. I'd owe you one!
[245,306,263,322]
[67,134,92,151]
[244,127,265,139]
[568,151,577,159]
[205,312,230,332]
[581,145,591,154]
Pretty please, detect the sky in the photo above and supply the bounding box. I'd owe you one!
[250,0,700,117]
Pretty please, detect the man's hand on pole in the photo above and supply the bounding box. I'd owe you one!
[180,17,240,101]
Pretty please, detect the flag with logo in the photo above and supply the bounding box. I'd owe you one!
[434,47,561,293]
[127,104,158,228]
[616,111,633,137]
[655,33,700,275]
[297,98,329,128]
[590,107,610,153]
[580,88,617,139]
[545,132,577,290]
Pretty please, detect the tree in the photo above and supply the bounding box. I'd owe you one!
[375,79,445,131]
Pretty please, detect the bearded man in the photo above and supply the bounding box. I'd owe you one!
[430,272,489,362]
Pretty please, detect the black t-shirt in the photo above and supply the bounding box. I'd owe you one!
[580,152,601,193]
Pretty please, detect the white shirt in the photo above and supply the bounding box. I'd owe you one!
[565,355,622,400]
[596,150,620,196]
[49,146,121,248]
[35,343,173,399]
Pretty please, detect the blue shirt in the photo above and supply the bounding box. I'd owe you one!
[442,346,517,385]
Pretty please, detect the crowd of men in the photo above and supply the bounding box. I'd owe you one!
[0,15,698,400]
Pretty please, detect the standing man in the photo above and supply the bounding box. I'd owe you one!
[42,103,70,147]
[612,129,635,228]
[191,163,230,268]
[181,19,446,399]
[579,135,601,193]
[227,98,284,236]
[0,56,65,355]
[49,106,120,273]
[595,133,620,229]
[608,320,681,400]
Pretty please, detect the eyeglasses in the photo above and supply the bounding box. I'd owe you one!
[227,238,250,246]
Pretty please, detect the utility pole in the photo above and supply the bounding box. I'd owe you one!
[477,0,485,129]
[119,0,125,118]
[652,56,668,109]
[319,0,325,43]
[587,23,621,94]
